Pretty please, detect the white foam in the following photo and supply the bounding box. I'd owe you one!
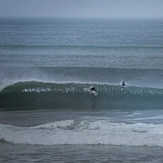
[1,120,163,146]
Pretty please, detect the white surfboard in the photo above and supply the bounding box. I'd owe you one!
[121,85,125,91]
[91,90,98,96]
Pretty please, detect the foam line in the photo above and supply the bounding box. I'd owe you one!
[1,120,163,146]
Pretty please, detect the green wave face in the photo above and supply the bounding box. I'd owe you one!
[0,81,163,110]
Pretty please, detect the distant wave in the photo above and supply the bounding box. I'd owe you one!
[0,81,163,110]
[1,44,163,50]
[1,120,163,146]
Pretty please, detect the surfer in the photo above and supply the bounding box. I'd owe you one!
[90,87,96,92]
[121,81,126,90]
[90,86,98,96]
[122,82,126,87]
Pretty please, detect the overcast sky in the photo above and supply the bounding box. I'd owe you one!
[0,0,163,18]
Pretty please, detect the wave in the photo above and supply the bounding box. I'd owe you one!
[1,120,163,146]
[0,81,163,110]
[1,44,163,50]
[1,67,163,90]
[1,81,163,95]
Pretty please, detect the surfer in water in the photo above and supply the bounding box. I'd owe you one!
[90,86,98,96]
[122,82,126,87]
[121,81,126,90]
[90,87,96,92]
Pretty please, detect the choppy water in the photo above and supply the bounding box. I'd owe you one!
[0,18,163,162]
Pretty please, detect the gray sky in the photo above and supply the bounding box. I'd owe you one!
[0,0,163,18]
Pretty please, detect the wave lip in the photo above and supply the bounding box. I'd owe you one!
[1,120,163,147]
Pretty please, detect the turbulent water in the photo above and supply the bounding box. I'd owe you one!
[0,18,163,162]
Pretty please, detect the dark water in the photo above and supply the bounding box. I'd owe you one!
[0,18,163,162]
[1,143,163,163]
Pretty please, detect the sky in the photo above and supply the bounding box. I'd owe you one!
[0,0,163,19]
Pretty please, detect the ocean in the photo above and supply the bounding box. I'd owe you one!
[0,18,163,162]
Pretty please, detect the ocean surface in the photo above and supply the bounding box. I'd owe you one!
[0,18,163,162]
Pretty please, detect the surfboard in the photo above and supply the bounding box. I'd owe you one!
[121,85,125,91]
[91,90,98,96]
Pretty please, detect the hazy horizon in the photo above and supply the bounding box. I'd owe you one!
[0,0,163,19]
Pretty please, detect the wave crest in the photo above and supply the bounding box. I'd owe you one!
[1,81,163,95]
[0,81,163,110]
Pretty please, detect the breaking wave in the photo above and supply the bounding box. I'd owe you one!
[0,81,163,110]
[1,120,163,146]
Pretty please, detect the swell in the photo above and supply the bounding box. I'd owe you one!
[1,44,163,50]
[0,81,163,110]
